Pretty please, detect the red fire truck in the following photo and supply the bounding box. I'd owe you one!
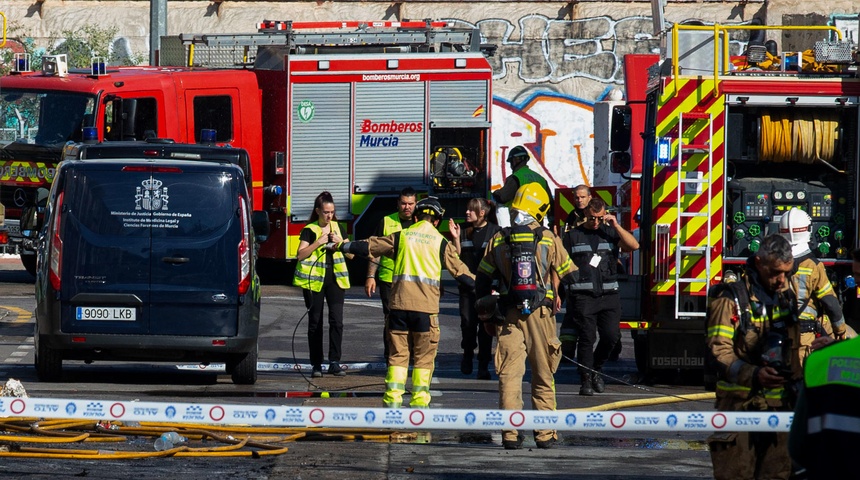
[596,21,860,383]
[0,20,494,277]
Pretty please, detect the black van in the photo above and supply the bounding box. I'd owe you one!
[33,141,269,384]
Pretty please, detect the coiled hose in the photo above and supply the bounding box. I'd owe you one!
[759,110,839,163]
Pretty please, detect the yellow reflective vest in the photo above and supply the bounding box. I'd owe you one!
[378,213,404,283]
[294,221,350,292]
[392,220,444,294]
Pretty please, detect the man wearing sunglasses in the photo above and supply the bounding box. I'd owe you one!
[562,197,639,395]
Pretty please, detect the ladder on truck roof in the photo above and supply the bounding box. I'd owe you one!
[160,19,487,68]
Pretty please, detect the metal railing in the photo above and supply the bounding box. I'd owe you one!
[670,23,844,97]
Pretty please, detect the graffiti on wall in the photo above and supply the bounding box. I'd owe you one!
[468,12,860,192]
[455,14,660,191]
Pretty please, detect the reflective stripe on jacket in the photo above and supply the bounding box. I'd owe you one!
[564,227,620,295]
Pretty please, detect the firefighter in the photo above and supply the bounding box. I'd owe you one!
[449,197,501,379]
[778,207,848,364]
[330,197,474,408]
[294,191,351,377]
[706,234,802,480]
[476,182,577,449]
[491,146,552,217]
[789,335,860,479]
[365,187,416,361]
[562,197,639,395]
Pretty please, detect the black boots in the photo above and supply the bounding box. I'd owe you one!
[461,352,473,375]
[579,373,594,396]
[592,371,605,393]
[477,360,491,380]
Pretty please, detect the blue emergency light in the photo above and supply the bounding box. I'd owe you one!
[656,137,672,165]
[82,127,98,143]
[200,129,217,145]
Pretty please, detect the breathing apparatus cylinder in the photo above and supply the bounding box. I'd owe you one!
[507,224,540,315]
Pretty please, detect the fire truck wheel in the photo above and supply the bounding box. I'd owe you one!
[21,255,37,277]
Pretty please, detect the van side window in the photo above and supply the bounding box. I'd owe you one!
[193,95,233,143]
[103,97,158,141]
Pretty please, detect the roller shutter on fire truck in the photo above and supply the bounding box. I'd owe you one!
[429,81,490,125]
[354,82,427,193]
[289,83,352,221]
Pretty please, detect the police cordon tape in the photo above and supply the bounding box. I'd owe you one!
[0,396,793,432]
[175,361,388,372]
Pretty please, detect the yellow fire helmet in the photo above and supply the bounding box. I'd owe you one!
[511,182,550,223]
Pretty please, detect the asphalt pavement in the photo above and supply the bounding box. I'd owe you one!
[0,254,716,479]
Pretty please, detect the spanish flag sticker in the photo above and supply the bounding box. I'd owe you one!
[472,105,485,117]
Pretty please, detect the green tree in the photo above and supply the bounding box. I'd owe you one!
[1,23,144,75]
[49,24,145,68]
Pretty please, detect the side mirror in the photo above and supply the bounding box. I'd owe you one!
[610,105,632,152]
[251,211,270,243]
[610,151,632,174]
[36,187,50,207]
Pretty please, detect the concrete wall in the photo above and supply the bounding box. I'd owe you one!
[2,1,859,190]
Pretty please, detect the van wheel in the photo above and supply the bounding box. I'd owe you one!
[35,337,63,381]
[229,346,258,385]
[21,255,37,277]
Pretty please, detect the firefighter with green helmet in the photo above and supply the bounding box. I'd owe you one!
[476,182,578,449]
[330,197,475,408]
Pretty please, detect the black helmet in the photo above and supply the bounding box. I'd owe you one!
[415,196,445,218]
[507,145,530,163]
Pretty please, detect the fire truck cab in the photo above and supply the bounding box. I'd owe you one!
[604,20,860,383]
[0,58,264,275]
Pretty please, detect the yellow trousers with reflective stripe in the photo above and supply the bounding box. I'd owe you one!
[495,305,561,443]
[384,314,440,408]
[383,366,408,408]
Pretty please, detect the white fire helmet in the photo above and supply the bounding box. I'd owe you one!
[778,207,812,256]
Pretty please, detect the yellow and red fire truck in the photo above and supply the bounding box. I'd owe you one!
[0,20,494,277]
[600,21,860,382]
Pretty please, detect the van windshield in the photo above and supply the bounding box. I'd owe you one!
[0,89,97,149]
[64,168,236,237]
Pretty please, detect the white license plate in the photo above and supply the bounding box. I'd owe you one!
[75,306,136,321]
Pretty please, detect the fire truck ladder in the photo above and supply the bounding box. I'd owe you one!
[673,111,713,319]
[169,19,486,68]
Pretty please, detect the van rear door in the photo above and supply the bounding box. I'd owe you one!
[60,163,154,335]
[147,164,241,336]
[59,162,241,336]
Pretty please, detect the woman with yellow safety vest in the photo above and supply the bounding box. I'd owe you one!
[294,191,351,378]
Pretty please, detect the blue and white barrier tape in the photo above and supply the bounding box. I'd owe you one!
[176,362,388,372]
[0,397,793,432]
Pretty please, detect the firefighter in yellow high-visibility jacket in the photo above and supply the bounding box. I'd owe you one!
[330,197,474,408]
